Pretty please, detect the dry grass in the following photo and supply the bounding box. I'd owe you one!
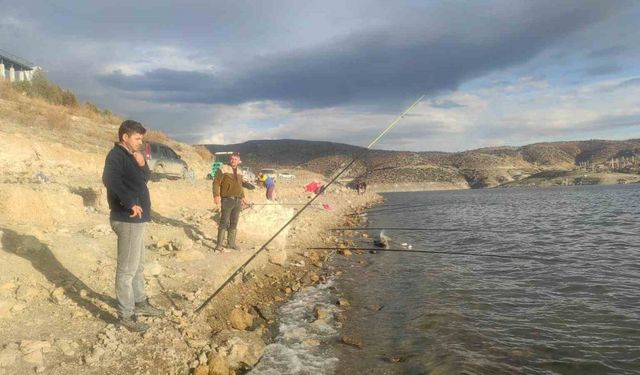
[45,110,69,131]
[194,145,213,162]
[0,81,19,101]
[144,129,170,143]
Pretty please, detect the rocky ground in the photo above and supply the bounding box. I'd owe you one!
[0,92,382,374]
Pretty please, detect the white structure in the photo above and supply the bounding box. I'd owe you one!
[0,49,37,82]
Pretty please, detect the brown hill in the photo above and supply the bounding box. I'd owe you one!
[205,138,640,189]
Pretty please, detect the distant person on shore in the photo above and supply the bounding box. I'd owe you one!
[362,181,367,193]
[265,176,276,201]
[356,181,361,194]
[102,120,164,333]
[212,152,249,251]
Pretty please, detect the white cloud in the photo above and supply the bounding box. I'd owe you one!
[188,74,640,151]
[101,46,218,76]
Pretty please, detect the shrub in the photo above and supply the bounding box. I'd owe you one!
[12,71,79,107]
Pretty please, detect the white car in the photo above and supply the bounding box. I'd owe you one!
[278,171,296,179]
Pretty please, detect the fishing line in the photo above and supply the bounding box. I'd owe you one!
[330,227,516,233]
[308,247,551,262]
[194,95,425,314]
[347,202,439,216]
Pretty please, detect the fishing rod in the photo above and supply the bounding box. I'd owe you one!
[330,227,515,233]
[250,203,327,206]
[308,247,550,262]
[194,95,425,314]
[347,201,441,216]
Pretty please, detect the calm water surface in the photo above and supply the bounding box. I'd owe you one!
[333,185,640,374]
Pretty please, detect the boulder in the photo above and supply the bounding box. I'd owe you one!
[216,330,265,370]
[0,343,20,367]
[313,306,330,321]
[20,340,51,366]
[0,184,85,227]
[172,238,194,251]
[267,247,287,266]
[207,351,230,375]
[193,365,209,375]
[229,308,253,331]
[308,273,320,283]
[145,262,162,277]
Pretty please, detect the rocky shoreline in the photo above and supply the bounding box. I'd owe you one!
[186,194,381,375]
[0,174,381,374]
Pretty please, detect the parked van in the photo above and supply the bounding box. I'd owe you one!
[143,142,189,179]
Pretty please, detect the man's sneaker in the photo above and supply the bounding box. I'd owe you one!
[119,316,149,332]
[134,299,164,317]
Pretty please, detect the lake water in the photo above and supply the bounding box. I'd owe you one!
[253,185,640,374]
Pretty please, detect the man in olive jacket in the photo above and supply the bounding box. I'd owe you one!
[212,152,249,251]
[102,120,163,332]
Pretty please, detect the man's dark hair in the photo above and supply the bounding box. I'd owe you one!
[118,120,146,141]
[231,152,241,158]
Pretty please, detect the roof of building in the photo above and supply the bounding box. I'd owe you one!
[0,49,36,70]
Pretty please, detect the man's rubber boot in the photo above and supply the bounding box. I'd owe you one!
[215,227,226,251]
[135,299,164,317]
[119,316,149,333]
[227,229,239,250]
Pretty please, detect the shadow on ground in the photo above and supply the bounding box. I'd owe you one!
[1,227,117,324]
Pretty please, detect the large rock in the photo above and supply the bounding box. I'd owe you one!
[0,185,85,227]
[172,238,194,251]
[20,340,51,366]
[239,205,293,250]
[229,308,253,331]
[145,262,162,277]
[0,301,14,319]
[216,330,265,370]
[207,351,230,375]
[0,343,20,367]
[267,247,287,266]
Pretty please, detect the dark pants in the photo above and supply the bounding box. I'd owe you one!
[220,197,241,230]
[266,186,275,200]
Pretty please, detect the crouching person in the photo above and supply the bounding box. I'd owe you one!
[212,152,249,251]
[102,120,164,332]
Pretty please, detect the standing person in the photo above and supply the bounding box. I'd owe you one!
[362,181,367,193]
[102,120,164,333]
[265,176,276,201]
[212,152,249,251]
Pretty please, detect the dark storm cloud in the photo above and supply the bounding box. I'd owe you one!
[98,1,632,108]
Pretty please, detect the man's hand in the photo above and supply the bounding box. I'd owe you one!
[132,151,145,167]
[241,198,250,207]
[130,205,143,218]
[214,196,221,206]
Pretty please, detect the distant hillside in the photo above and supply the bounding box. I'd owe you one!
[204,138,640,190]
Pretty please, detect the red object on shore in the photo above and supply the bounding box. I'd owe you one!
[305,181,320,193]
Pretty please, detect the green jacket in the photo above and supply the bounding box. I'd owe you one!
[212,164,245,198]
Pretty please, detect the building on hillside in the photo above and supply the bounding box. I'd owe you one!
[0,49,39,82]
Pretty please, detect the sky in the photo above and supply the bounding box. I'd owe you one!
[1,0,640,152]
